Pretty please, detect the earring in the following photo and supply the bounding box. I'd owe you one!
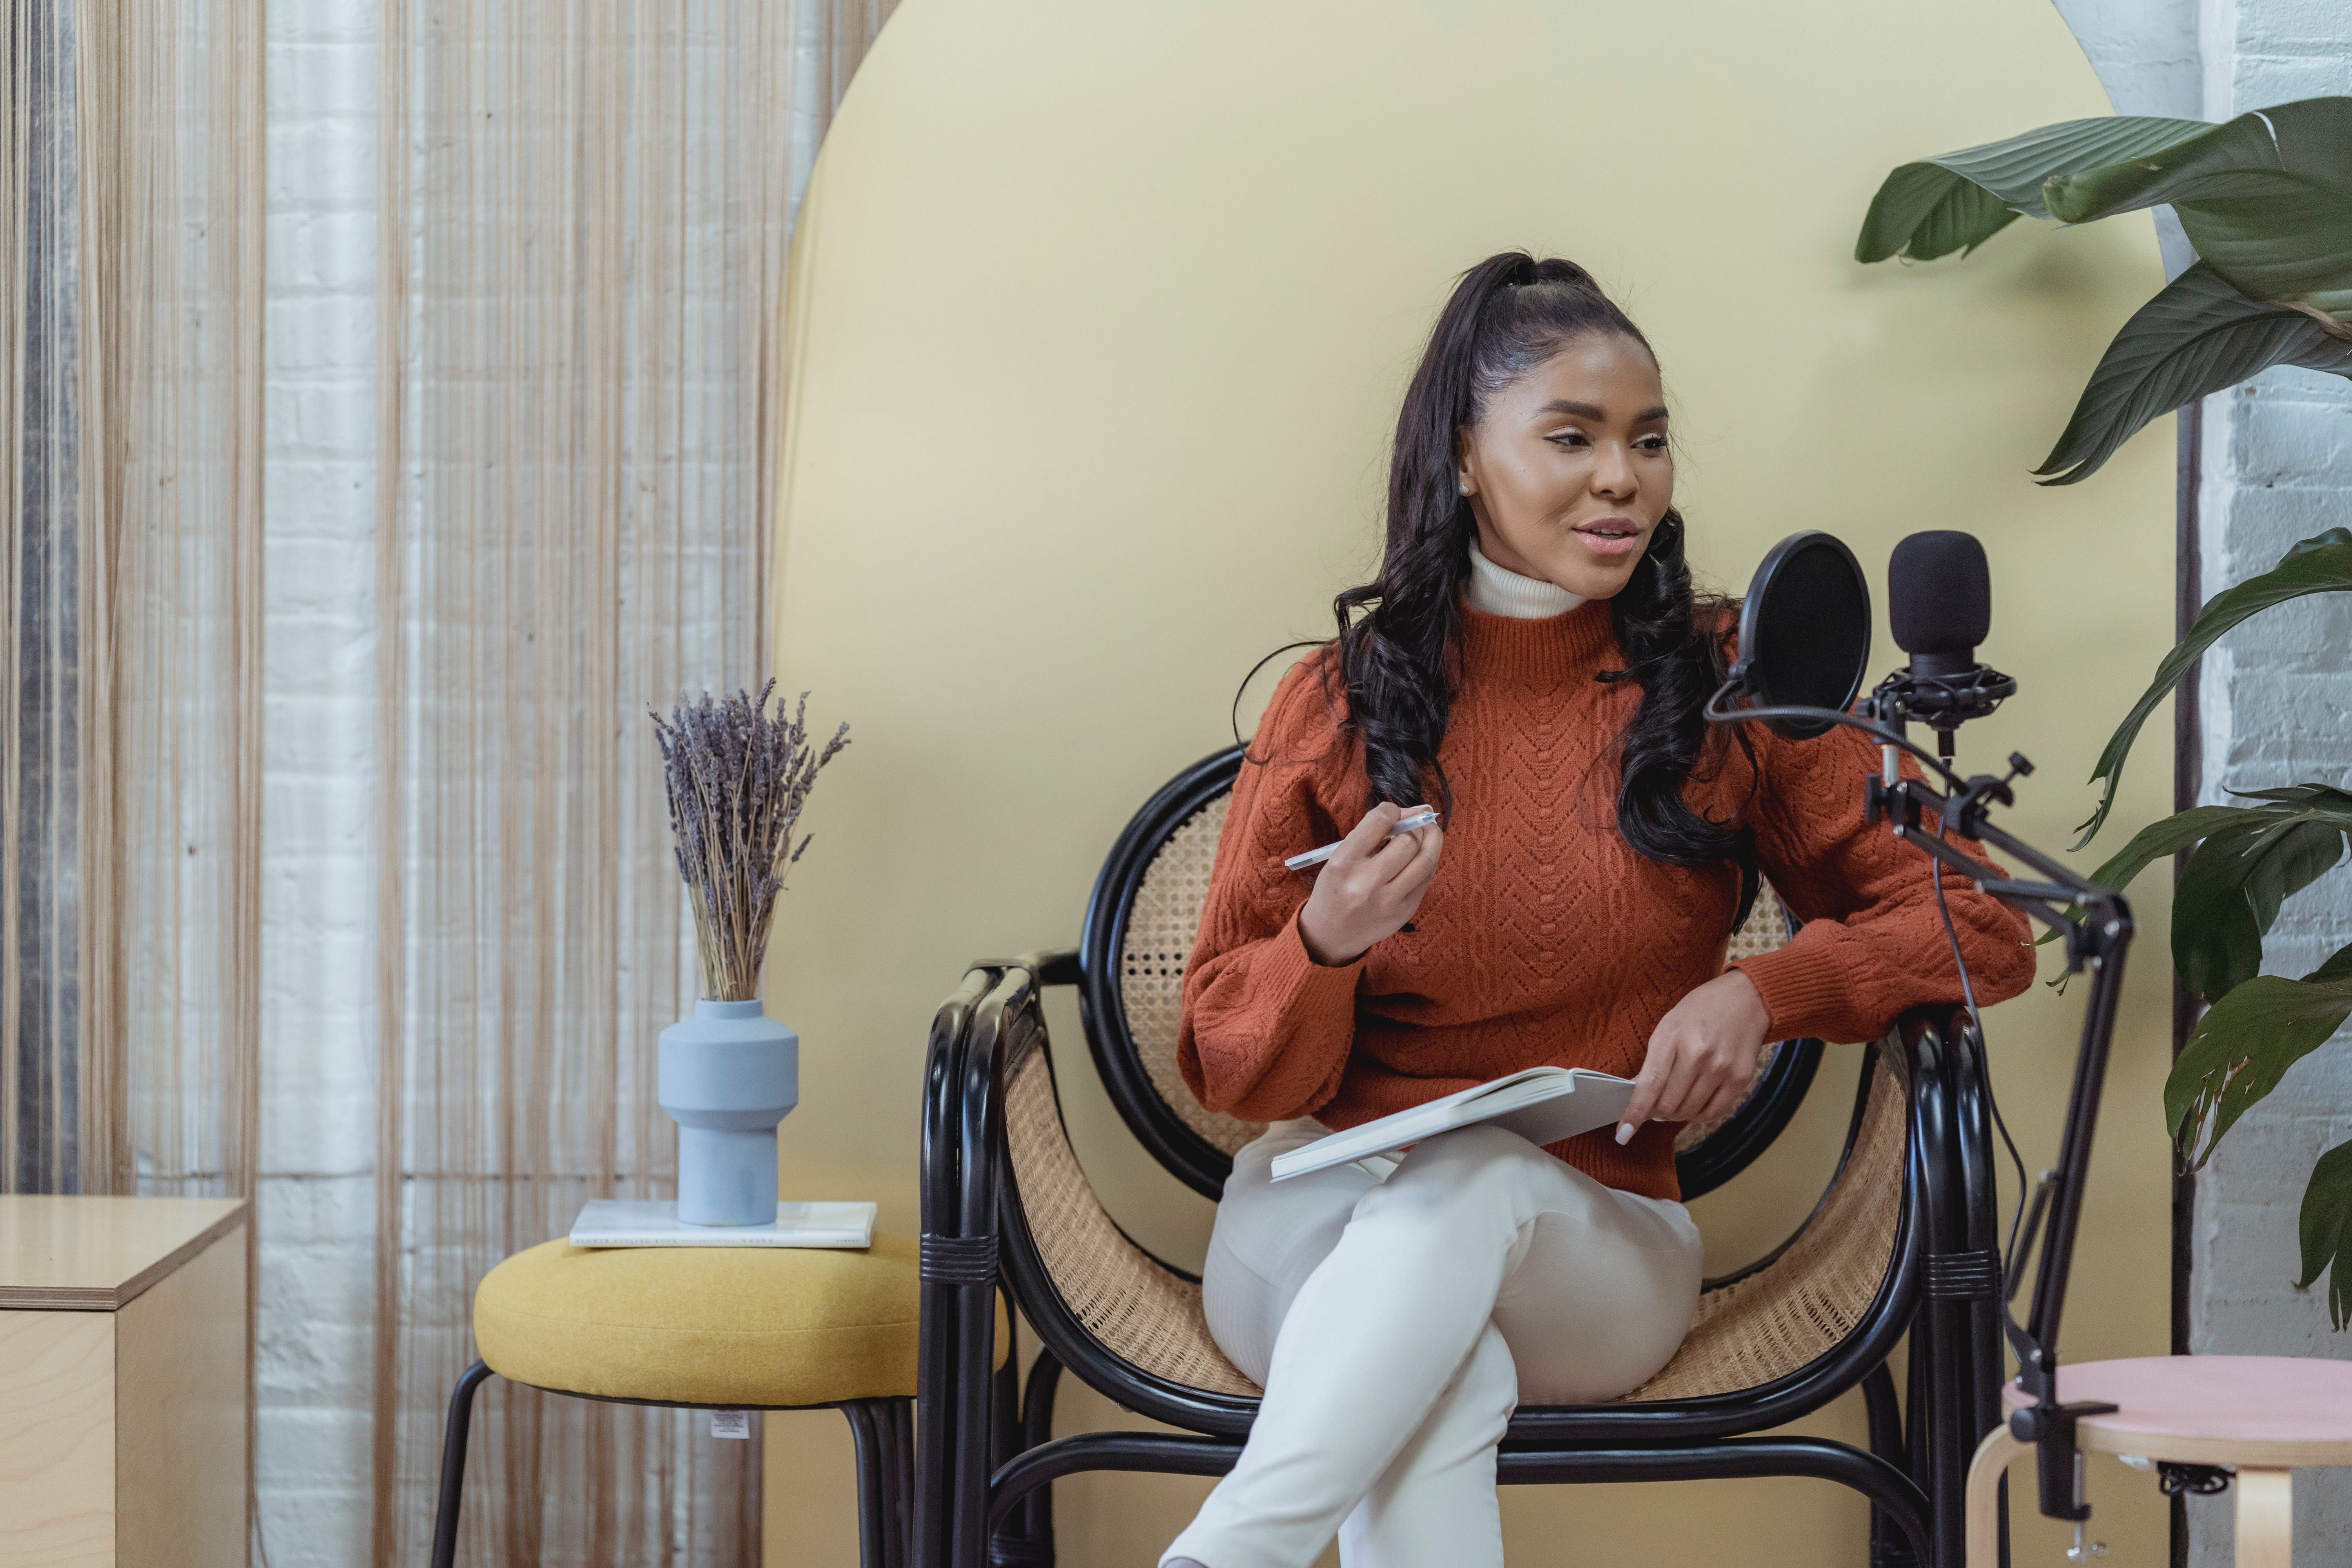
[1457,477,1472,495]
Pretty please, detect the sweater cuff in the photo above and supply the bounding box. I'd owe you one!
[1271,906,1368,1007]
[1730,942,1858,1043]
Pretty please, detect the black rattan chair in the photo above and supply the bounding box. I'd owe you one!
[916,746,2007,1568]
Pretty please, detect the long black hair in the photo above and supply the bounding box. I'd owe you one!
[1325,251,1753,886]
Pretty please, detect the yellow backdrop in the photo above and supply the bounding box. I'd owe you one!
[761,2,2179,1562]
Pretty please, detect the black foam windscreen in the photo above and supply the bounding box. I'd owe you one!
[1737,531,1870,739]
[1889,531,1992,655]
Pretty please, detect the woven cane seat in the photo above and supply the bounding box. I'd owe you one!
[1007,1040,1261,1397]
[1114,795,1799,1157]
[1052,776,1893,1405]
[1006,1025,1904,1403]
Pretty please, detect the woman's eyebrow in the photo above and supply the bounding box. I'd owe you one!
[1535,399,1670,423]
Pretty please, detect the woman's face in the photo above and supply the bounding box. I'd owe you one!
[1455,332,1672,602]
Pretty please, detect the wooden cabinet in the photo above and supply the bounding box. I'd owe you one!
[0,1197,248,1568]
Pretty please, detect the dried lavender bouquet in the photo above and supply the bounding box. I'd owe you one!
[652,682,851,1002]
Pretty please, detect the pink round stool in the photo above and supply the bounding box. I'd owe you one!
[1971,1356,2352,1566]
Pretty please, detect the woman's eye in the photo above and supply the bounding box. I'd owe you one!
[1547,430,1590,448]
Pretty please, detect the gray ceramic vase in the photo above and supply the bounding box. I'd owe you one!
[658,999,799,1226]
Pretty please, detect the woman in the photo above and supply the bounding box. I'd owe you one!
[1161,253,2034,1568]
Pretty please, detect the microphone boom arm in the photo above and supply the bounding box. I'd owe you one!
[1706,677,2134,1528]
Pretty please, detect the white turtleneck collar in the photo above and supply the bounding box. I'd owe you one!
[1465,539,1586,619]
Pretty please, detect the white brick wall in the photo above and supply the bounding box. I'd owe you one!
[2186,341,2352,1550]
[262,0,378,1560]
[2185,10,2352,1562]
[2063,0,2352,1559]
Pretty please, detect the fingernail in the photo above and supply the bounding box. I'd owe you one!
[1614,1123,1634,1145]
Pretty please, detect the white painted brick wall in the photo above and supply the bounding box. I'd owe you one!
[263,0,378,1560]
[2067,1,2352,1559]
[2185,8,2352,1560]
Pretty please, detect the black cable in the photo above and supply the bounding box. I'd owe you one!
[1929,830,2032,1282]
[1727,669,2061,1355]
[1230,640,1326,747]
[1701,684,1967,793]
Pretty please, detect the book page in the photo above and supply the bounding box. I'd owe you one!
[1270,1066,1630,1182]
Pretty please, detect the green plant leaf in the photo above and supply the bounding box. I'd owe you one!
[2167,958,2352,1168]
[2174,820,2348,999]
[2041,98,2352,327]
[2043,792,2352,953]
[2295,1137,2352,1331]
[2306,937,2352,985]
[2034,265,2352,486]
[1856,115,2210,263]
[2077,532,2352,845]
[2082,803,2275,893]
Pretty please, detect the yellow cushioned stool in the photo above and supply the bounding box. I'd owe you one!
[430,1230,1006,1568]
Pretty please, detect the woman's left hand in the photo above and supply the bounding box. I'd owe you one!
[1614,969,1772,1144]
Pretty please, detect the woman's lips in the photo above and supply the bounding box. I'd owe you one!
[1572,518,1643,557]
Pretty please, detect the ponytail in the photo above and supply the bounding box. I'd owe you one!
[1320,251,1753,886]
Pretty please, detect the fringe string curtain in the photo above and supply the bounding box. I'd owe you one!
[0,2,267,1214]
[372,2,896,1561]
[2,0,264,1519]
[2,0,80,1194]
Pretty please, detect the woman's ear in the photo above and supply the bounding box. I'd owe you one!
[1454,426,1479,497]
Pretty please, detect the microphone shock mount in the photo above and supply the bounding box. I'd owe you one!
[1866,663,2017,757]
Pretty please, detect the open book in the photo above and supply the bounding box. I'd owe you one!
[1269,1065,1638,1182]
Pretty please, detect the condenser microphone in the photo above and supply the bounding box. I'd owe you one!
[1875,530,2014,753]
[1891,531,1992,677]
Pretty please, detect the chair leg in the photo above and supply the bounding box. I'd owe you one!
[1017,1351,1062,1567]
[980,1348,1065,1568]
[991,1291,1023,1470]
[1862,1360,1915,1566]
[885,1397,914,1568]
[428,1360,495,1568]
[1964,1424,2026,1568]
[2235,1468,2293,1568]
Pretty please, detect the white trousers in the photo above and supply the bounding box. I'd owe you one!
[1161,1119,1704,1568]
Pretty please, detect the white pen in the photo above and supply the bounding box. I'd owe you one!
[1283,807,1440,872]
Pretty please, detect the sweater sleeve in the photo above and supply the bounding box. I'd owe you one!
[1727,724,2038,1044]
[1176,661,1366,1121]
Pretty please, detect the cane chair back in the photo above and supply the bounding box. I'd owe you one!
[1079,746,1821,1200]
[1111,789,1261,1158]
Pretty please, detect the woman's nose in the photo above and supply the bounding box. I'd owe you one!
[1592,442,1637,499]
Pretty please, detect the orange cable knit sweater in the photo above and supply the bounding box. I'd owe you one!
[1176,599,2036,1200]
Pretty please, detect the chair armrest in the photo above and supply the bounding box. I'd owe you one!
[965,949,1081,987]
[917,963,1040,1568]
[1026,949,1081,987]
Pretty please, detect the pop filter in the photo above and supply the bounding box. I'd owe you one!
[1729,531,1871,739]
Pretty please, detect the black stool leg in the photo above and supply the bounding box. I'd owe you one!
[429,1360,495,1568]
[842,1399,897,1568]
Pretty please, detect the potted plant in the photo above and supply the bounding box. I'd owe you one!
[1857,97,2352,1321]
[652,683,849,1226]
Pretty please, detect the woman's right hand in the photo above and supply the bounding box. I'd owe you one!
[1297,802,1444,965]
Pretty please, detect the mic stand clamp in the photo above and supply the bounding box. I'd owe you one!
[2010,1396,2120,1524]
